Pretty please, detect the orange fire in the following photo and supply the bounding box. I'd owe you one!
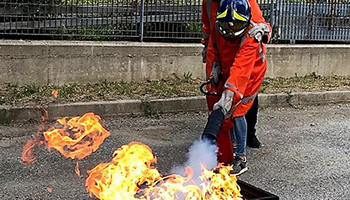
[51,90,59,98]
[21,112,110,163]
[86,142,242,200]
[21,109,48,164]
[21,137,43,164]
[43,112,110,160]
[47,187,53,193]
[75,161,81,177]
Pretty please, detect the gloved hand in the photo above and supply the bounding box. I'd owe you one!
[210,62,222,85]
[213,90,235,118]
[202,44,208,63]
[248,22,270,43]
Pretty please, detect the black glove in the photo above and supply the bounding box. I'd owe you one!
[210,62,222,85]
[202,44,208,63]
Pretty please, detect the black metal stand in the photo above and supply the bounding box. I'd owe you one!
[238,180,279,200]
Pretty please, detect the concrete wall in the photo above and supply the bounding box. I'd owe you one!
[265,45,350,78]
[0,40,349,86]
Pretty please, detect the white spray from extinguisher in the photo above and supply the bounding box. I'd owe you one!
[170,139,218,186]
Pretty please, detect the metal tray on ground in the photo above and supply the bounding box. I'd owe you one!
[238,180,279,200]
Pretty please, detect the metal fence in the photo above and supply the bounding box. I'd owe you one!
[0,0,349,43]
[275,1,350,42]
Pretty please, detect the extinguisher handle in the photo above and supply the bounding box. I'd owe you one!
[199,81,221,96]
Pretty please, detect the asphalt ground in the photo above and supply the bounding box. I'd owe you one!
[0,104,350,200]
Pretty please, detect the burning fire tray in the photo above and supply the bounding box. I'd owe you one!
[237,180,279,200]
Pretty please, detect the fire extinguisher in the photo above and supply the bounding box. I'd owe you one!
[199,71,234,164]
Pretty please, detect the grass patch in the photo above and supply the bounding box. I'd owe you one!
[1,74,350,106]
[262,74,350,94]
[0,75,203,106]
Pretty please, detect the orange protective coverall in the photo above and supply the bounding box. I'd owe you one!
[204,0,270,117]
[201,0,219,46]
[201,0,270,164]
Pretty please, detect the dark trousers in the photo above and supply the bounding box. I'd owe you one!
[245,94,258,138]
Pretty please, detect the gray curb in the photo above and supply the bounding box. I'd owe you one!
[1,91,350,124]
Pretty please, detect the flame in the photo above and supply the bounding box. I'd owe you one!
[21,112,110,164]
[51,90,59,98]
[75,161,81,177]
[43,112,110,160]
[86,142,242,200]
[21,137,43,164]
[21,109,48,164]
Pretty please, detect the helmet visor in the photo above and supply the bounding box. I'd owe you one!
[218,21,248,38]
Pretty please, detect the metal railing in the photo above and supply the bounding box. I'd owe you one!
[0,0,349,43]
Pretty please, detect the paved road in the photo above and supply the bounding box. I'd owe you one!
[0,104,350,200]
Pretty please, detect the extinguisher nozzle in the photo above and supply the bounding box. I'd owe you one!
[201,109,225,143]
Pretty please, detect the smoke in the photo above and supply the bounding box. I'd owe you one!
[170,139,217,185]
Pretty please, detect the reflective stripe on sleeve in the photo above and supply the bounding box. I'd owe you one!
[224,82,243,99]
[230,92,258,115]
[240,92,258,104]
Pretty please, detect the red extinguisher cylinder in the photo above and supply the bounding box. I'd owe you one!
[204,84,234,164]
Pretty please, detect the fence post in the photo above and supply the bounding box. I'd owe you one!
[139,0,145,42]
[270,0,275,29]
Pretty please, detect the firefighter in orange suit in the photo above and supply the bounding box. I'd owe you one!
[203,0,271,174]
[201,0,219,63]
[201,0,270,64]
[202,0,270,150]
